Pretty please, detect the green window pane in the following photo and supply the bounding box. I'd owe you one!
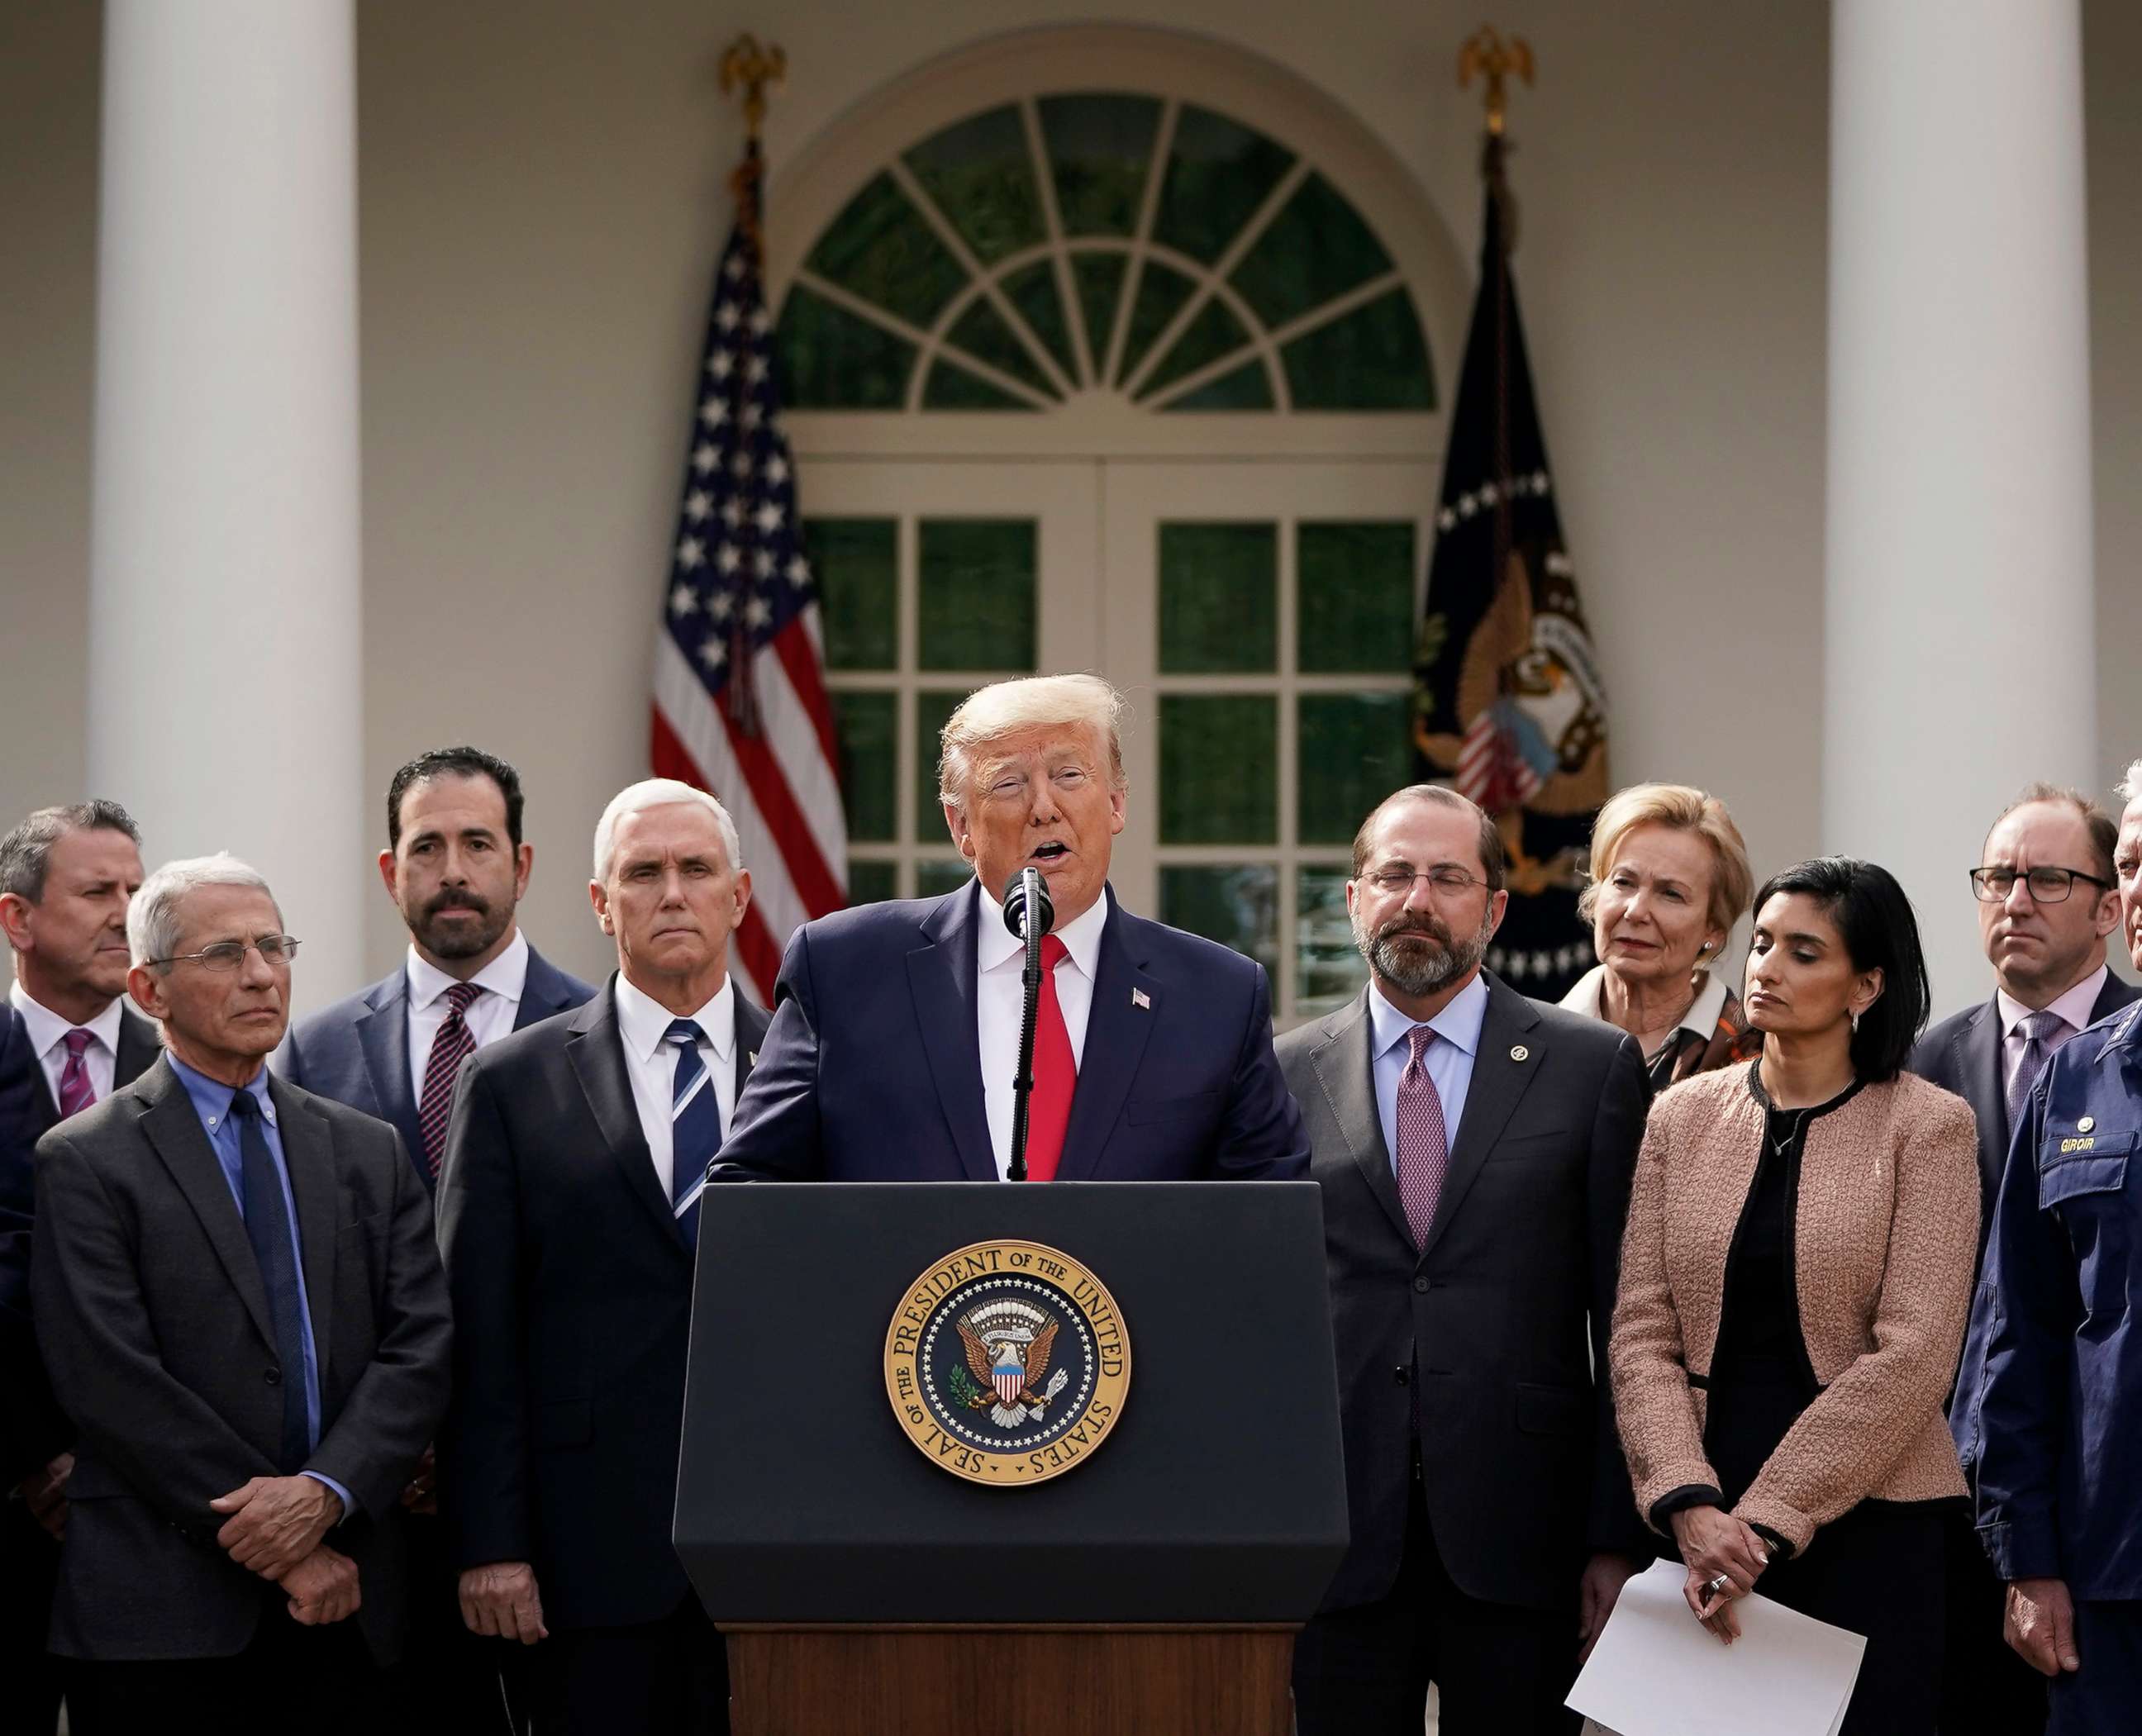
[1228,173,1394,331]
[1158,523,1277,673]
[1297,866,1368,1015]
[1116,259,1197,384]
[1160,865,1278,979]
[1159,695,1277,844]
[847,859,898,906]
[805,172,969,331]
[918,521,1036,672]
[921,358,1035,410]
[1136,293,1252,400]
[805,518,897,671]
[1038,94,1160,237]
[916,689,965,839]
[1297,522,1416,673]
[1001,261,1078,381]
[1297,693,1411,845]
[1070,252,1128,370]
[832,690,897,843]
[901,106,1044,266]
[1282,288,1436,410]
[917,858,975,899]
[1161,359,1274,411]
[943,296,1054,398]
[775,284,916,409]
[1151,105,1296,267]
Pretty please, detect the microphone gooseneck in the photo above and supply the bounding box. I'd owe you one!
[1003,868,1054,1182]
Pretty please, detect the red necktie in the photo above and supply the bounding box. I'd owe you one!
[56,1029,97,1120]
[1023,935,1077,1182]
[418,982,482,1180]
[1395,1025,1449,1248]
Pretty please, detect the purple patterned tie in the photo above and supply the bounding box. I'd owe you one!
[418,982,482,1180]
[1395,1026,1449,1248]
[2006,1008,2068,1134]
[56,1029,97,1120]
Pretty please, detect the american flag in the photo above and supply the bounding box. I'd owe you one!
[650,143,847,1002]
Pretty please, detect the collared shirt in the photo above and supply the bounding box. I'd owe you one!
[613,973,736,1201]
[164,1053,352,1515]
[1367,972,1489,1176]
[9,981,123,1112]
[402,928,530,1107]
[976,882,1109,1180]
[1560,964,1729,1054]
[1996,963,2107,1109]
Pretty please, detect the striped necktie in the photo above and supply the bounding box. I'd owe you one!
[418,982,482,1180]
[665,1018,722,1249]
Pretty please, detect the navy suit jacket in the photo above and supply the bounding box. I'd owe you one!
[280,941,594,1188]
[711,882,1307,1183]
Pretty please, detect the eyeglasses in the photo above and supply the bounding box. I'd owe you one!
[1968,866,2111,905]
[1359,867,1492,898]
[147,935,302,971]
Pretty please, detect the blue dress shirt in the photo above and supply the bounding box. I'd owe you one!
[166,1054,353,1516]
[1366,971,1489,1172]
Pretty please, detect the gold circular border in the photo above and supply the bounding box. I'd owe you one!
[883,1239,1132,1488]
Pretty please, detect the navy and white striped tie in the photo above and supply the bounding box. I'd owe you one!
[664,1018,722,1250]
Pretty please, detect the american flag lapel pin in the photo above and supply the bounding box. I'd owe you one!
[1130,987,1151,1011]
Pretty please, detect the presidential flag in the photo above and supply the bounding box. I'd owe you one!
[1411,145,1607,1001]
[651,141,848,1004]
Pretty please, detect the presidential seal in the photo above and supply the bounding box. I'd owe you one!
[884,1239,1130,1487]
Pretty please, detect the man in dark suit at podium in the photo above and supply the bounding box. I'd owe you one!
[711,673,1306,1185]
[1278,784,1649,1736]
[1911,783,2137,1736]
[438,780,768,1736]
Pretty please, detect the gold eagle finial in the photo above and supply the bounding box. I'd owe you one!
[718,34,787,143]
[1458,26,1535,138]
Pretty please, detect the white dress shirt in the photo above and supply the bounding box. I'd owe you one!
[612,973,737,1201]
[10,980,124,1110]
[1366,971,1489,1173]
[403,928,530,1106]
[975,885,1108,1180]
[1996,963,2108,1106]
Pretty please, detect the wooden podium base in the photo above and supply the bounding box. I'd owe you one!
[723,1623,1299,1736]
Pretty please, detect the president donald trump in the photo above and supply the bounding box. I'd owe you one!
[712,673,1306,1182]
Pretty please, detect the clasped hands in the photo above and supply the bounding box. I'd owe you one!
[1670,1505,1768,1645]
[210,1473,358,1626]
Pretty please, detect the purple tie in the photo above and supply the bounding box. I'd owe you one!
[2006,1009,2068,1134]
[56,1029,97,1120]
[1395,1026,1449,1248]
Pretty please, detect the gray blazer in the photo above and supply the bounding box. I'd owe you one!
[31,1058,451,1663]
[1277,973,1651,1615]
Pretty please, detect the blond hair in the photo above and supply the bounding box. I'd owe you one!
[1577,782,1752,938]
[936,674,1126,808]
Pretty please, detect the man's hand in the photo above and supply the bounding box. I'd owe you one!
[14,1452,74,1541]
[1578,1551,1642,1664]
[459,1561,548,1645]
[278,1544,361,1626]
[210,1475,343,1578]
[2007,1577,2082,1677]
[401,1443,438,1516]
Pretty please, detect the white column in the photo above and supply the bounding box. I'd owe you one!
[1825,0,2097,1015]
[88,0,365,1012]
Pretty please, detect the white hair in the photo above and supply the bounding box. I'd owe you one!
[128,854,278,968]
[592,779,743,882]
[936,673,1126,807]
[2119,760,2142,805]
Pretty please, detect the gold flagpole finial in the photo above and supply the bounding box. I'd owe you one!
[719,34,787,143]
[1458,26,1534,138]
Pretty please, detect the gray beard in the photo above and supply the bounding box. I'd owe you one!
[1359,912,1492,998]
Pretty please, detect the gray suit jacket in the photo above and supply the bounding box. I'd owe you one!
[31,1058,451,1663]
[1277,973,1651,1615]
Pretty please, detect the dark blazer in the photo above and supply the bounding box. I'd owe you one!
[30,1058,451,1663]
[1,1000,161,1481]
[280,942,594,1188]
[436,977,769,1629]
[1277,973,1651,1615]
[1910,971,2142,1241]
[711,882,1307,1183]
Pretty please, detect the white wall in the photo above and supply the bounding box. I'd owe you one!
[1,0,2133,1011]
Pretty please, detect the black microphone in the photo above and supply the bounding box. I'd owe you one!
[1002,868,1054,1182]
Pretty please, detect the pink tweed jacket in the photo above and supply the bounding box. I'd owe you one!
[1609,1064,1979,1557]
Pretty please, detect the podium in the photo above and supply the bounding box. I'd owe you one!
[676,1181,1348,1736]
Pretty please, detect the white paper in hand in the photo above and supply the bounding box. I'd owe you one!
[1568,1558,1867,1736]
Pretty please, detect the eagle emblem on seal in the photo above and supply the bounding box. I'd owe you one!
[954,1299,1070,1427]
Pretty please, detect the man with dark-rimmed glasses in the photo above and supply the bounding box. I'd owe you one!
[1911,783,2138,1736]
